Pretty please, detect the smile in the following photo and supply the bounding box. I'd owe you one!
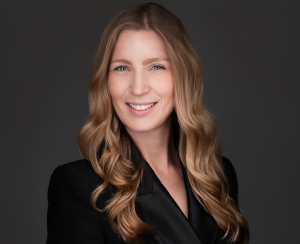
[128,103,155,111]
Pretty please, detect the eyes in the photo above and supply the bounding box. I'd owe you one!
[114,65,165,72]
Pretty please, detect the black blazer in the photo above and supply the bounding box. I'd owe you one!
[46,142,239,244]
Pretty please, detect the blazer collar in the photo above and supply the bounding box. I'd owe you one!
[183,166,223,244]
[130,139,224,244]
[130,140,202,244]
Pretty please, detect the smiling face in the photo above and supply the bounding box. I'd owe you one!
[107,30,174,135]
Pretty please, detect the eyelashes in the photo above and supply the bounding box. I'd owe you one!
[114,65,165,71]
[114,66,128,71]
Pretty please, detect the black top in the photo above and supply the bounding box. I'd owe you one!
[46,142,239,244]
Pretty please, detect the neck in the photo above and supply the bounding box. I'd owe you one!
[126,115,179,172]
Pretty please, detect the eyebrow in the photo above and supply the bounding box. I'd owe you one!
[110,57,169,65]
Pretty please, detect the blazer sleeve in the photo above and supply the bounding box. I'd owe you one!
[46,164,105,244]
[222,157,239,205]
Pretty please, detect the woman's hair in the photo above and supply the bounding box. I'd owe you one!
[78,2,249,244]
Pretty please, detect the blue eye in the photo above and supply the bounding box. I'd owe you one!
[152,65,165,70]
[114,65,165,71]
[115,66,128,71]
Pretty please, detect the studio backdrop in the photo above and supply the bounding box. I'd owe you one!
[0,1,299,243]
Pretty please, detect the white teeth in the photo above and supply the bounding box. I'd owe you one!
[129,103,155,111]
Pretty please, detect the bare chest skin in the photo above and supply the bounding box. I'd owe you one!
[151,164,188,219]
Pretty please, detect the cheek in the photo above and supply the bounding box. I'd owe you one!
[108,77,123,105]
[158,75,174,103]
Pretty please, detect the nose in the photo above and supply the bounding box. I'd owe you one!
[129,70,150,96]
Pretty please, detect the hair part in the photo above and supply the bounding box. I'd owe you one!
[78,2,249,243]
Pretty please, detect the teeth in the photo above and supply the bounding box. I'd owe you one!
[129,103,155,111]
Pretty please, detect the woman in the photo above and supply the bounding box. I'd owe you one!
[47,2,249,244]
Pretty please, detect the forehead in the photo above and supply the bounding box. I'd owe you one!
[111,29,168,59]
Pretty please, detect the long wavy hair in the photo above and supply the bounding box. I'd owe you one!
[78,2,249,244]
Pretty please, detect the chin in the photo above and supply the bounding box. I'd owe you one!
[124,120,160,133]
[125,124,155,133]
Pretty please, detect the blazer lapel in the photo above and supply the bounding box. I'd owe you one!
[131,141,202,244]
[182,166,223,244]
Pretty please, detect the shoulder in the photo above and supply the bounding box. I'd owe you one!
[49,159,103,193]
[221,157,239,204]
[47,159,105,213]
[48,159,115,209]
[47,159,108,243]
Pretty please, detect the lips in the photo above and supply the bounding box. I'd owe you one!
[126,102,157,116]
[128,103,155,111]
[127,101,157,105]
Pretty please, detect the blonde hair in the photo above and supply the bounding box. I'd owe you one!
[78,2,249,244]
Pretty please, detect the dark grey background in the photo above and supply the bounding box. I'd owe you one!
[1,0,299,243]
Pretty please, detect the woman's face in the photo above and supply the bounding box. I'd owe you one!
[108,30,174,134]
